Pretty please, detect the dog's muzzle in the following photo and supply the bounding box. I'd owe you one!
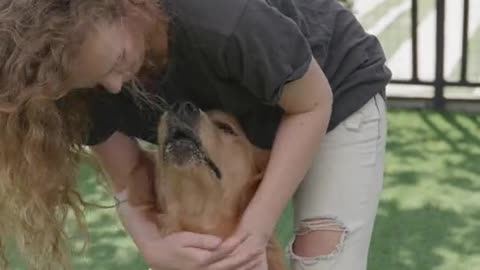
[163,102,222,179]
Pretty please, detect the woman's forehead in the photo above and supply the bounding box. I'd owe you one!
[77,23,124,63]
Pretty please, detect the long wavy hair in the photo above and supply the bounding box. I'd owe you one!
[0,0,168,269]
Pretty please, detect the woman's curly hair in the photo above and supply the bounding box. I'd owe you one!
[0,0,167,269]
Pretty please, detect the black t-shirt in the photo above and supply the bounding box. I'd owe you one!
[85,0,392,149]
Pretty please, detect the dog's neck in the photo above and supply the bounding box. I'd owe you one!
[157,167,247,237]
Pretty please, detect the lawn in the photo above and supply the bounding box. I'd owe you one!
[369,109,480,270]
[7,109,480,269]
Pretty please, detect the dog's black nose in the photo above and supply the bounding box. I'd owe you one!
[172,101,199,116]
[180,101,198,115]
[170,101,200,126]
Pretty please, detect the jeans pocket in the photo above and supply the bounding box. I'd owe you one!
[339,95,383,166]
[342,95,381,140]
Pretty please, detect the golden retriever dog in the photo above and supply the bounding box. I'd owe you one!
[132,101,287,269]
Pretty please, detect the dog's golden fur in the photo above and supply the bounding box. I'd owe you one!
[130,108,287,269]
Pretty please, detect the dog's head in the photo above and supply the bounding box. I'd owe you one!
[156,102,269,213]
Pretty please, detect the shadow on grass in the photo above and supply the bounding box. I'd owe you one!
[369,200,480,270]
[384,109,480,191]
[369,202,465,270]
[368,109,480,269]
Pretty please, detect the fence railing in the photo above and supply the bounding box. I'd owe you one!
[389,0,480,110]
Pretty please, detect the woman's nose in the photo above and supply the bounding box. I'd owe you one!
[100,73,124,94]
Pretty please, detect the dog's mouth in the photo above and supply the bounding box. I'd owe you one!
[163,112,222,180]
[164,125,202,164]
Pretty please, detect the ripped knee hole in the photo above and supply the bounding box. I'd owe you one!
[291,217,348,258]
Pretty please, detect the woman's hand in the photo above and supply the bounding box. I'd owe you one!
[118,202,262,270]
[117,201,217,270]
[143,231,221,270]
[202,227,269,270]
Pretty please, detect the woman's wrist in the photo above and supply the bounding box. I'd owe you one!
[115,196,163,251]
[238,210,276,240]
[114,188,129,208]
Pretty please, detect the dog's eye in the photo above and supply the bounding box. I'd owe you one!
[214,121,237,136]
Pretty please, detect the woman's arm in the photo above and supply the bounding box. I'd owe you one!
[91,132,159,247]
[205,59,333,268]
[240,57,333,236]
[91,132,146,193]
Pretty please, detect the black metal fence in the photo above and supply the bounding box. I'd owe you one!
[389,0,480,110]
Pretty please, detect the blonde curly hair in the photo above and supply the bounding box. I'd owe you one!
[0,0,167,269]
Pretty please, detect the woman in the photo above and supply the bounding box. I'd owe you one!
[0,0,391,269]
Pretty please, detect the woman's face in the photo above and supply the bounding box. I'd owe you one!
[68,17,148,94]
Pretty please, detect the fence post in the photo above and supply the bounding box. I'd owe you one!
[434,0,446,109]
[411,0,419,81]
[460,0,470,83]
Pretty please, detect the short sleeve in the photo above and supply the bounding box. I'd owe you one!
[84,92,120,146]
[223,0,313,105]
[84,91,148,146]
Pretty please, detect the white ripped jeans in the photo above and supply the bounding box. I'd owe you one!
[288,94,387,270]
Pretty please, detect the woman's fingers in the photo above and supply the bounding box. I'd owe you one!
[207,247,263,270]
[201,231,250,266]
[179,232,223,250]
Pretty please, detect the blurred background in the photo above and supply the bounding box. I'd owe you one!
[8,0,480,269]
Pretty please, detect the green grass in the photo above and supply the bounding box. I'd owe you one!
[369,109,480,269]
[7,109,480,269]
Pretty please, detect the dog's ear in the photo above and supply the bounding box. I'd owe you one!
[253,148,270,180]
[238,148,270,207]
[247,148,270,196]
